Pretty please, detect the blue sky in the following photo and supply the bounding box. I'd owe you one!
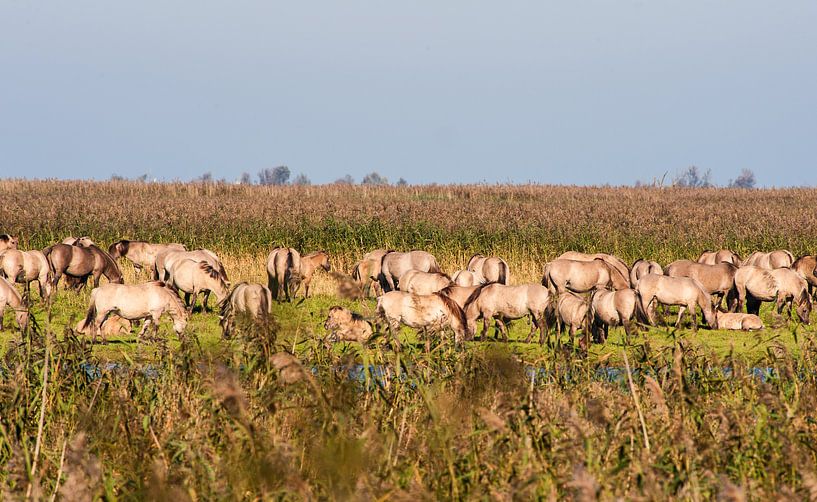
[1,1,815,186]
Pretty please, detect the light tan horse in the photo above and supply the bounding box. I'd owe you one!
[351,249,389,297]
[376,291,470,350]
[324,306,373,343]
[438,284,481,310]
[80,281,188,340]
[730,266,778,314]
[590,288,639,343]
[697,249,741,266]
[0,276,29,331]
[75,315,132,337]
[379,251,441,292]
[636,274,716,331]
[466,254,510,285]
[0,234,18,252]
[0,249,53,301]
[742,250,795,270]
[556,291,591,350]
[109,240,186,275]
[714,312,763,331]
[463,283,553,344]
[543,258,630,294]
[665,260,737,309]
[557,251,630,282]
[155,249,227,282]
[630,259,663,288]
[792,255,817,298]
[398,270,452,295]
[769,268,812,324]
[266,247,301,301]
[451,270,484,287]
[219,282,273,338]
[169,259,230,313]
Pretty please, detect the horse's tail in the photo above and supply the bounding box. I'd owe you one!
[80,290,98,332]
[428,258,442,274]
[497,260,509,285]
[41,245,57,275]
[351,262,362,282]
[262,285,274,317]
[541,262,551,288]
[783,249,796,267]
[633,289,650,325]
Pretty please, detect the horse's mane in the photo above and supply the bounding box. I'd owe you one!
[199,262,222,280]
[434,292,468,329]
[463,282,493,309]
[631,258,645,269]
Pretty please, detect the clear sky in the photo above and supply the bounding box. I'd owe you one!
[1,1,815,186]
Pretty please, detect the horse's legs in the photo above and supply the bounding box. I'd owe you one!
[202,291,211,312]
[480,313,490,341]
[303,278,311,299]
[675,306,687,329]
[525,314,538,343]
[0,300,6,330]
[495,318,509,342]
[388,321,402,351]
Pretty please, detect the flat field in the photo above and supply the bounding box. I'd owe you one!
[2,180,817,499]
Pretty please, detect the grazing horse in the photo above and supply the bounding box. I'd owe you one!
[438,284,481,310]
[630,259,663,288]
[742,250,795,270]
[155,249,227,282]
[0,249,53,301]
[324,306,373,343]
[769,268,812,324]
[352,249,389,297]
[398,270,452,295]
[0,234,18,252]
[376,291,470,350]
[80,281,188,340]
[665,260,737,310]
[463,283,553,345]
[543,258,629,294]
[43,243,123,291]
[0,276,29,331]
[715,312,764,331]
[169,259,230,313]
[267,247,301,301]
[792,255,817,298]
[697,249,741,266]
[219,282,273,338]
[379,251,441,292]
[451,270,483,287]
[636,274,716,331]
[556,292,591,350]
[109,240,186,275]
[589,288,639,343]
[556,251,630,283]
[466,254,510,285]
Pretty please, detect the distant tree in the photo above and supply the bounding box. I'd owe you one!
[258,166,290,185]
[396,177,408,187]
[361,171,389,186]
[136,174,149,182]
[334,174,354,185]
[292,173,311,186]
[728,169,756,189]
[239,172,252,185]
[110,174,125,181]
[194,172,213,183]
[673,166,713,188]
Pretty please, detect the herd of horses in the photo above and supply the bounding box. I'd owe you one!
[0,232,815,351]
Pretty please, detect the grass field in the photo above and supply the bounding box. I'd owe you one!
[2,181,817,499]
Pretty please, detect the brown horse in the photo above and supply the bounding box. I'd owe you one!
[792,255,817,298]
[43,243,123,291]
[298,251,331,298]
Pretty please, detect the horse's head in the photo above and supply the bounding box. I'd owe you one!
[319,251,331,272]
[0,234,18,251]
[108,240,129,259]
[797,292,812,325]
